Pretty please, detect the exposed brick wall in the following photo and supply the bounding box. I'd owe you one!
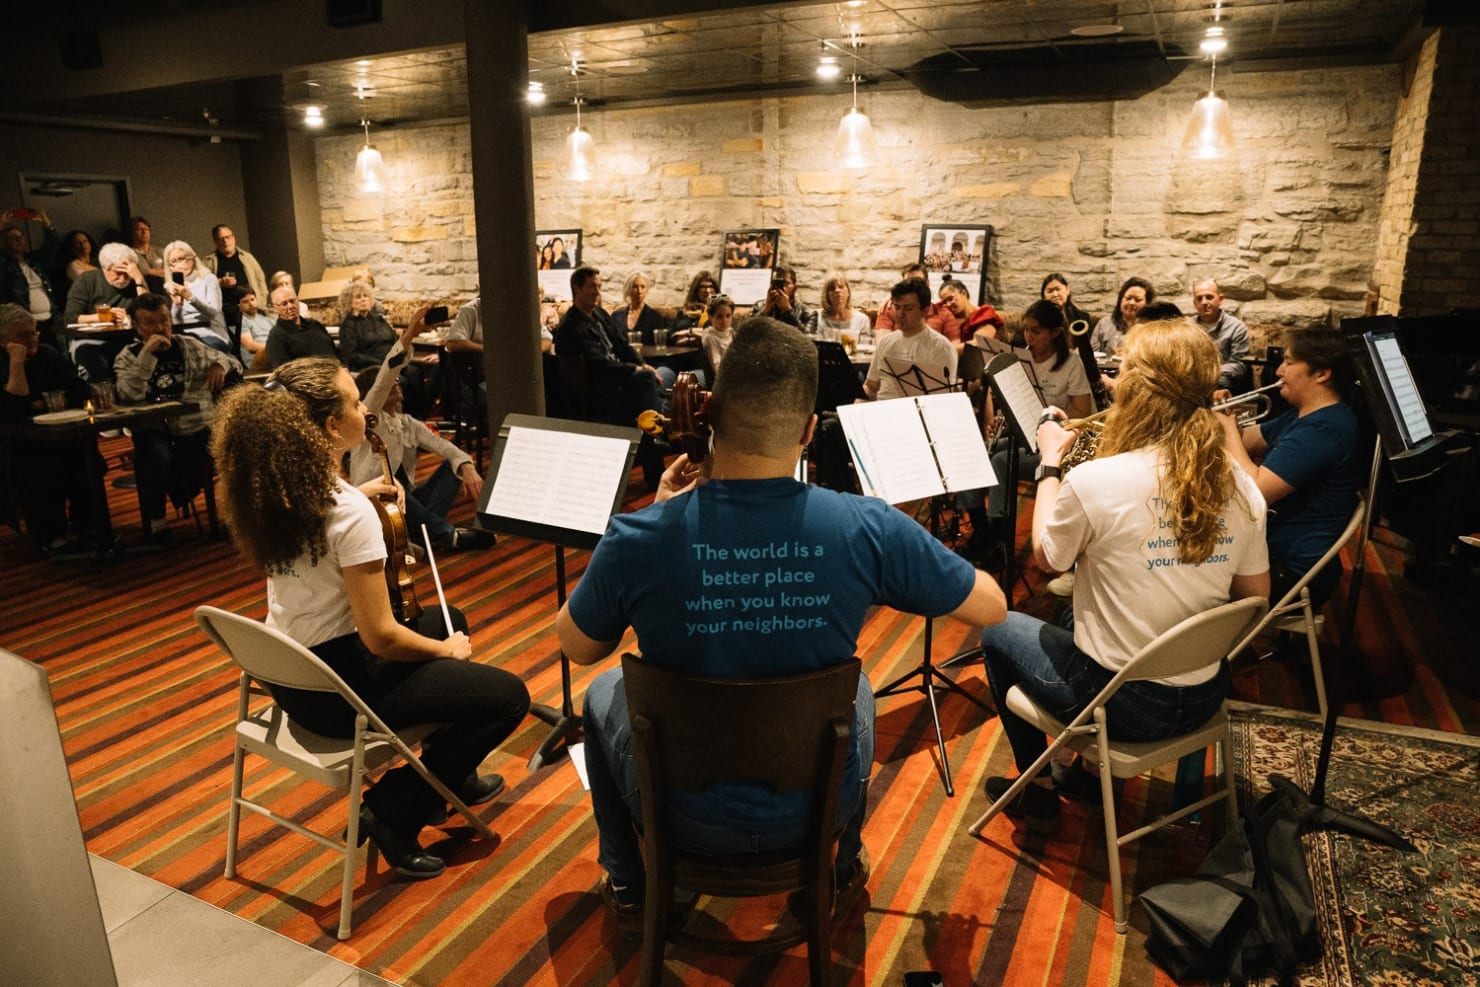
[1372,33,1438,316]
[317,62,1400,336]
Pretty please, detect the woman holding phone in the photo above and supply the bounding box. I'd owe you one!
[163,240,230,354]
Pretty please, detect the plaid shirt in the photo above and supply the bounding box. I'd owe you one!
[114,333,239,434]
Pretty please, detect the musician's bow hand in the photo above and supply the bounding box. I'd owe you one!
[655,453,701,503]
[444,631,472,660]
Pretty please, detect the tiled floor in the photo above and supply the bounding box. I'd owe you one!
[91,855,395,987]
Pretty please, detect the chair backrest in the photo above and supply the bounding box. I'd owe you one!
[1270,494,1365,612]
[621,655,861,794]
[1120,596,1269,683]
[195,605,361,698]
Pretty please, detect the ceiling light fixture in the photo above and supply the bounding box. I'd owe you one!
[817,54,842,81]
[1200,26,1228,54]
[563,61,596,182]
[1181,53,1235,160]
[303,105,324,128]
[527,81,546,105]
[355,116,385,193]
[833,42,875,169]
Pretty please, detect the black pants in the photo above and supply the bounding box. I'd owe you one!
[274,607,531,833]
[7,437,99,546]
[131,427,212,524]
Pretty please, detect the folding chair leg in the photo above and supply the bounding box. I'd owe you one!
[1095,729,1128,934]
[224,744,245,879]
[1305,602,1328,719]
[1219,736,1239,821]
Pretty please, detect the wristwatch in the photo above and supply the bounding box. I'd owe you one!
[1034,463,1063,483]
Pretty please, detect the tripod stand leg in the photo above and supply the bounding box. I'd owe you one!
[920,668,955,798]
[528,710,583,772]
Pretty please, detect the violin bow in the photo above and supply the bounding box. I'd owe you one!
[420,523,456,640]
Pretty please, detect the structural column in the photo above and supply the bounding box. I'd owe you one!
[465,0,542,419]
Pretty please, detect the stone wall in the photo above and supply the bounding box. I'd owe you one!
[317,62,1399,330]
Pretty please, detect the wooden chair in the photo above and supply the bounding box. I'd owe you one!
[439,348,487,469]
[967,597,1268,933]
[194,605,494,940]
[621,654,862,987]
[1232,495,1366,718]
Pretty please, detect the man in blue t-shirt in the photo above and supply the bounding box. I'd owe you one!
[1223,327,1360,607]
[558,317,1006,935]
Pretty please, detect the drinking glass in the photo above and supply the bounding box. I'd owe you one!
[654,329,670,347]
[43,390,67,412]
[627,331,642,347]
[95,305,114,324]
[92,382,116,412]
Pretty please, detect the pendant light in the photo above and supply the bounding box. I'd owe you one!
[1182,53,1235,160]
[833,43,875,169]
[355,116,385,193]
[564,60,596,182]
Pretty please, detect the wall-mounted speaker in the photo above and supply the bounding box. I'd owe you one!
[327,0,382,28]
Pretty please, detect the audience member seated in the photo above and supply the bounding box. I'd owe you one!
[114,293,238,546]
[49,228,97,298]
[875,262,960,340]
[1192,278,1253,393]
[699,294,735,371]
[163,240,231,354]
[864,277,957,401]
[0,303,98,554]
[1090,276,1154,396]
[1222,327,1360,609]
[63,242,165,326]
[553,264,666,488]
[939,278,1003,349]
[556,316,1006,933]
[129,216,165,280]
[350,324,494,554]
[0,210,62,353]
[338,280,433,418]
[236,289,275,365]
[979,317,1269,824]
[816,271,873,343]
[268,270,295,294]
[202,224,269,333]
[749,265,818,333]
[610,272,667,346]
[670,270,718,335]
[957,300,1093,567]
[264,284,338,368]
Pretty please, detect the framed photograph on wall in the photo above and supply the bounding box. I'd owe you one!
[918,224,992,305]
[535,229,582,301]
[717,228,781,306]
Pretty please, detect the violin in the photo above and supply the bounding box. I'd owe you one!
[636,371,713,463]
[363,413,423,622]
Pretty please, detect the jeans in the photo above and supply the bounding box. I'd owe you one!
[400,462,459,545]
[583,666,872,889]
[980,611,1231,775]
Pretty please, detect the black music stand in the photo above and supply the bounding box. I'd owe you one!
[984,352,1045,607]
[477,413,642,771]
[840,392,995,797]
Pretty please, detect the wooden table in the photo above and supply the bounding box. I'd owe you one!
[639,343,704,372]
[0,401,202,559]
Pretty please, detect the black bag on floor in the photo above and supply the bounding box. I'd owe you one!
[1139,789,1320,986]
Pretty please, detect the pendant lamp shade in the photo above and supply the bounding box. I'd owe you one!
[834,107,876,169]
[1182,89,1235,160]
[565,125,596,182]
[355,143,385,193]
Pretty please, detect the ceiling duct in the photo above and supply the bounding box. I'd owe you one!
[902,40,1189,106]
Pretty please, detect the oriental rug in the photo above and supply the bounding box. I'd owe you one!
[1228,704,1480,987]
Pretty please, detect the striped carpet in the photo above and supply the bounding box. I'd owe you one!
[3,439,1476,985]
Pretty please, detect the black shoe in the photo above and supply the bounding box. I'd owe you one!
[985,776,1061,827]
[144,526,174,549]
[429,772,506,825]
[1051,758,1103,805]
[447,526,495,551]
[599,874,646,941]
[356,804,445,879]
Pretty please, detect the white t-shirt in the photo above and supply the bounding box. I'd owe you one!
[866,327,957,401]
[1039,447,1268,686]
[447,297,482,344]
[1031,350,1091,411]
[266,479,387,649]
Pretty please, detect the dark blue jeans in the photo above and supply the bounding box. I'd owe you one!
[980,612,1230,775]
[400,461,459,545]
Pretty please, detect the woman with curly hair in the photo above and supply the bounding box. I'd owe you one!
[211,358,529,878]
[978,318,1269,826]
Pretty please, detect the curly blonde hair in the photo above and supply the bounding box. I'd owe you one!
[1095,318,1253,564]
[210,358,345,573]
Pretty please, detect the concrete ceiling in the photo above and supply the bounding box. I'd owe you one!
[1,0,1452,138]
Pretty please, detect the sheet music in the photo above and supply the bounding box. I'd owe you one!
[486,425,632,535]
[1372,334,1433,445]
[837,400,942,503]
[991,359,1048,453]
[917,393,997,492]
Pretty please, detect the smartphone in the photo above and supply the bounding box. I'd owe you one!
[11,207,37,221]
[424,305,450,325]
[770,277,787,293]
[172,271,185,285]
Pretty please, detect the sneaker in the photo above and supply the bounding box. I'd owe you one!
[985,776,1061,827]
[446,526,495,551]
[599,875,647,941]
[1050,758,1103,805]
[1046,571,1076,597]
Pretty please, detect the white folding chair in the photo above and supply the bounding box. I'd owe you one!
[967,596,1268,933]
[194,605,494,940]
[1232,495,1366,718]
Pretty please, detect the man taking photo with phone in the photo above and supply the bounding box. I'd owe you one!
[748,265,817,333]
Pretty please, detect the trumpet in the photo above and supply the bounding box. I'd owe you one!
[1211,382,1282,425]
